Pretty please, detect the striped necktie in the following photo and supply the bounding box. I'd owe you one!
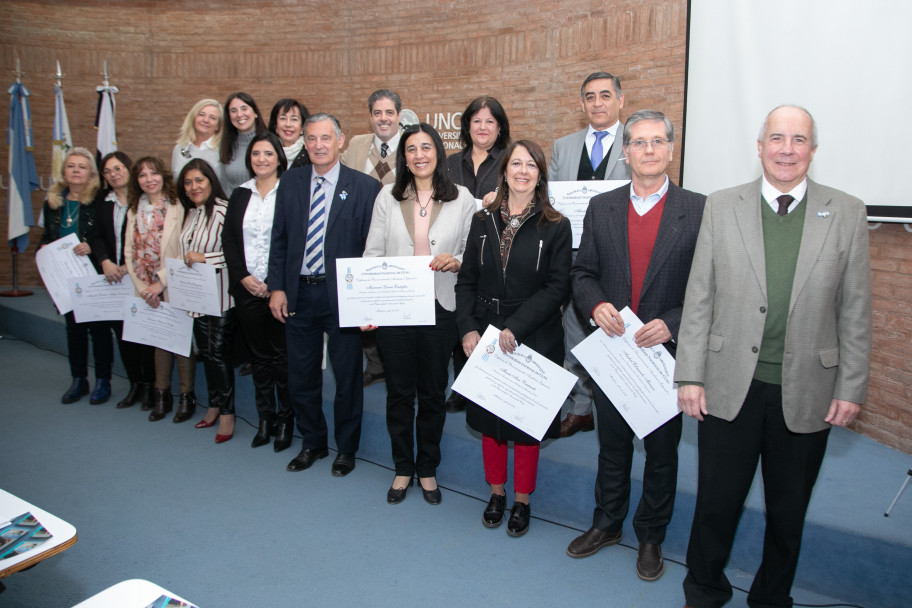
[305,176,326,274]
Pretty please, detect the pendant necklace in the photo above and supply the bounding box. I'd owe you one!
[417,191,433,217]
[64,200,79,227]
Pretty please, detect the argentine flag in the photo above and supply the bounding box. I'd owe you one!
[6,81,38,252]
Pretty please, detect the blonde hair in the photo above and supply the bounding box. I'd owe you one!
[176,99,223,149]
[47,147,100,209]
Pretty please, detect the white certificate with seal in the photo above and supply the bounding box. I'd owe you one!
[165,257,221,316]
[121,297,194,357]
[335,256,435,327]
[572,306,679,439]
[451,325,578,441]
[68,274,133,322]
[548,180,630,248]
[35,233,96,314]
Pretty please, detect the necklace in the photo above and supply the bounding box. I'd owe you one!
[64,199,79,227]
[417,191,433,217]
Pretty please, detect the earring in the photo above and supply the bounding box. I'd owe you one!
[537,179,541,186]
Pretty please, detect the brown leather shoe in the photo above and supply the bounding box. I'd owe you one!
[566,527,622,558]
[636,542,664,581]
[559,413,595,437]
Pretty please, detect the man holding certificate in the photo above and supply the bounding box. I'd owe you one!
[568,110,705,581]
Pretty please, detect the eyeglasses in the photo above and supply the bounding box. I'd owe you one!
[102,165,126,176]
[627,138,671,150]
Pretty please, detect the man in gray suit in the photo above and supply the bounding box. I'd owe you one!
[549,71,633,437]
[568,110,705,581]
[676,105,872,608]
[341,89,402,387]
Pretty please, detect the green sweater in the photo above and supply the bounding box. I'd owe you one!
[753,197,806,384]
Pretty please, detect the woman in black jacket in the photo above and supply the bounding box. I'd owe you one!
[455,140,572,537]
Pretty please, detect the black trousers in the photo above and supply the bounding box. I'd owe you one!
[64,312,113,380]
[193,310,237,415]
[683,379,829,608]
[376,303,456,478]
[592,385,682,543]
[111,321,155,385]
[236,296,291,421]
[286,281,363,454]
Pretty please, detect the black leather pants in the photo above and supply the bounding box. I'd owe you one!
[193,310,237,415]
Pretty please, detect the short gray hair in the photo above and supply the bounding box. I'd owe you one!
[305,112,342,138]
[622,109,674,147]
[580,72,622,99]
[368,89,401,113]
[758,105,818,147]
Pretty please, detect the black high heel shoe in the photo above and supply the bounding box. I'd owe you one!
[387,477,414,505]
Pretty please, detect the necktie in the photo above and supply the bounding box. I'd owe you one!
[380,143,389,158]
[776,194,794,217]
[305,176,326,274]
[591,131,608,170]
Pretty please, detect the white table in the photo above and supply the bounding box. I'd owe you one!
[0,488,77,580]
[72,579,197,607]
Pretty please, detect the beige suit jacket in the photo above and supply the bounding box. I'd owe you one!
[674,178,872,433]
[124,201,186,301]
[363,184,476,311]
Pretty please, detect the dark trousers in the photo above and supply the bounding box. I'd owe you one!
[286,282,363,454]
[592,385,682,543]
[237,297,291,421]
[193,310,237,415]
[683,379,829,608]
[112,321,155,385]
[64,312,114,379]
[376,303,455,478]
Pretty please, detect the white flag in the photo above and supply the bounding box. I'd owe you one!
[95,85,118,164]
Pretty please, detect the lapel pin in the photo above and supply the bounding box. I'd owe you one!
[817,211,830,218]
[339,190,348,200]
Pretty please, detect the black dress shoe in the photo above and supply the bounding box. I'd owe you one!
[251,417,275,448]
[445,392,467,413]
[172,392,197,423]
[61,377,89,404]
[273,418,294,453]
[422,487,442,505]
[362,370,385,386]
[636,542,665,581]
[238,362,253,376]
[331,452,356,477]
[566,527,622,558]
[116,384,140,409]
[482,493,507,528]
[387,478,414,505]
[507,502,531,537]
[148,389,173,422]
[89,378,111,405]
[286,448,329,472]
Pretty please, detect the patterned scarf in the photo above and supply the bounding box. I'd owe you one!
[498,199,535,269]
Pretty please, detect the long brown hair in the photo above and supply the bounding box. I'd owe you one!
[127,157,178,210]
[487,140,562,225]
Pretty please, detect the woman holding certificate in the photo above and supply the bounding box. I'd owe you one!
[363,123,476,506]
[39,147,114,405]
[223,132,295,452]
[176,159,237,444]
[455,140,572,536]
[123,157,194,423]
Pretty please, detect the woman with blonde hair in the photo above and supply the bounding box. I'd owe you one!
[39,146,114,405]
[123,157,195,423]
[171,98,225,181]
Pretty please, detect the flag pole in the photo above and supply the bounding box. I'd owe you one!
[1,58,34,297]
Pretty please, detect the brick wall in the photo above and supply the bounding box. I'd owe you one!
[1,0,909,452]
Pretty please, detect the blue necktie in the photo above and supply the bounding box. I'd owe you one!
[591,131,609,170]
[305,176,326,274]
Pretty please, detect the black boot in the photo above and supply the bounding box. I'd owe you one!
[252,416,275,448]
[116,384,140,409]
[138,382,154,411]
[61,377,89,404]
[273,417,294,453]
[148,388,173,422]
[173,392,197,423]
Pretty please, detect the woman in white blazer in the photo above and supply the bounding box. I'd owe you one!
[123,157,193,423]
[363,123,476,506]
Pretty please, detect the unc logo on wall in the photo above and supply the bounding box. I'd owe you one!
[424,111,463,150]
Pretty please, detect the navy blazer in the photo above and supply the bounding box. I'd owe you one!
[571,181,705,349]
[267,163,381,317]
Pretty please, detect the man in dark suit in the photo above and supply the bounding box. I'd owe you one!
[268,113,382,477]
[676,105,871,608]
[549,71,633,438]
[569,110,705,581]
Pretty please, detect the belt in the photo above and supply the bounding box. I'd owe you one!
[476,294,526,316]
[299,274,326,284]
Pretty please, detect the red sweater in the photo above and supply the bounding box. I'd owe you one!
[628,194,666,314]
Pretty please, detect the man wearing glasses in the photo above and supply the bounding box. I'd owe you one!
[568,109,706,581]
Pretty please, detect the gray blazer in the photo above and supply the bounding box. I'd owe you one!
[549,126,631,182]
[674,178,872,433]
[363,183,476,311]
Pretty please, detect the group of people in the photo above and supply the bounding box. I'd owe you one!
[39,72,871,608]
